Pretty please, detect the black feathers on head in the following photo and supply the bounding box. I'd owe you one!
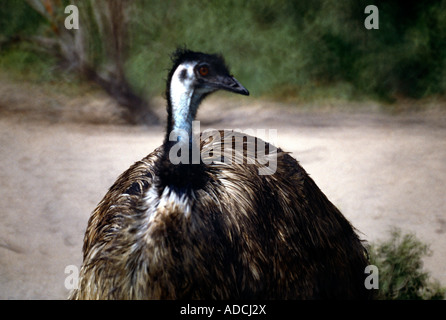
[167,48,231,83]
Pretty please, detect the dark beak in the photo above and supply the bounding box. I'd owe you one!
[216,75,250,96]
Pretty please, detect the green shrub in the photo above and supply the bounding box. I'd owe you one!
[369,228,445,300]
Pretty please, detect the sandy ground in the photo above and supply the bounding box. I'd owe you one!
[0,79,445,299]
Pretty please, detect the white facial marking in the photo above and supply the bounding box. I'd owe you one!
[170,62,197,133]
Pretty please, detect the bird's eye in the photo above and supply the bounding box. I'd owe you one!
[198,65,209,76]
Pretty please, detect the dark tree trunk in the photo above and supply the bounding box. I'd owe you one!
[24,0,158,125]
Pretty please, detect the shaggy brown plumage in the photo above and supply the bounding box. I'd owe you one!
[70,49,371,300]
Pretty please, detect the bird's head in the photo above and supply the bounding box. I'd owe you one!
[165,48,249,142]
[167,49,249,108]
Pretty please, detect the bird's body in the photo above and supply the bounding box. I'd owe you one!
[70,49,370,299]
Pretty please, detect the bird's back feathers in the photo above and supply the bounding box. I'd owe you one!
[71,131,369,299]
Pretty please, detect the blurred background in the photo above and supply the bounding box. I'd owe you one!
[2,0,446,117]
[0,0,445,299]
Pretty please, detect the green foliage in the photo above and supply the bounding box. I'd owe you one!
[0,1,59,82]
[369,228,446,300]
[114,0,446,101]
[0,46,58,82]
[0,1,47,38]
[1,0,446,102]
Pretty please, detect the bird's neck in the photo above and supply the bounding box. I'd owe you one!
[169,88,197,140]
[164,73,204,165]
[167,98,200,152]
[166,63,202,147]
[158,84,206,189]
